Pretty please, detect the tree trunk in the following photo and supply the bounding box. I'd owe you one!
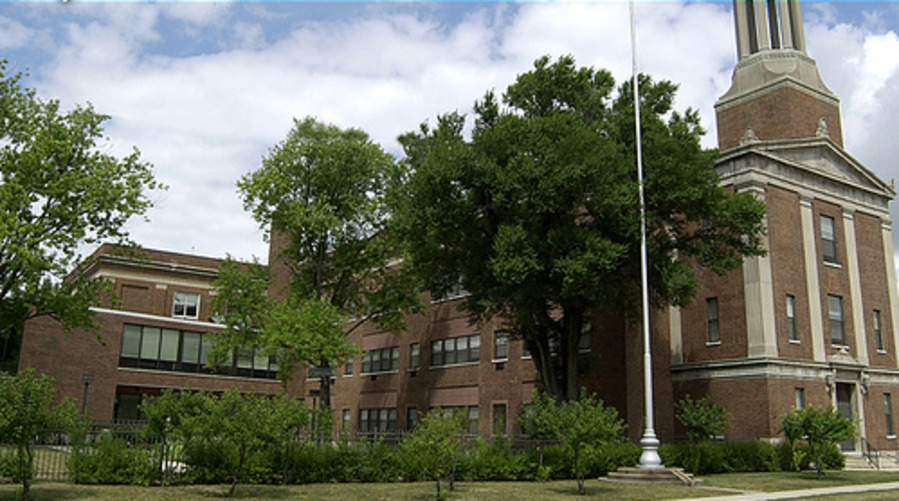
[575,449,585,495]
[565,317,580,402]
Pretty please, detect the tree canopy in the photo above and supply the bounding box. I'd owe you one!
[391,55,766,401]
[0,61,162,346]
[213,117,417,407]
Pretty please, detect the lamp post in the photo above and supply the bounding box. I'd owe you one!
[630,0,663,470]
[81,372,94,420]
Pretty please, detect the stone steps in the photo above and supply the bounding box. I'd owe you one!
[606,467,701,486]
[843,454,899,471]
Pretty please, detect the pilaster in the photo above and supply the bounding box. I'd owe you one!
[800,196,826,361]
[844,210,869,364]
[742,184,778,358]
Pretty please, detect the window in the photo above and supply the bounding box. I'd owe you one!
[821,215,837,264]
[409,343,420,370]
[407,407,419,431]
[578,321,592,352]
[342,409,351,431]
[875,310,885,352]
[361,347,399,374]
[345,355,354,376]
[707,298,720,344]
[886,394,895,437]
[433,406,479,434]
[494,330,508,360]
[359,408,397,433]
[119,324,278,379]
[432,281,469,302]
[430,334,480,367]
[828,295,845,345]
[493,403,507,435]
[786,295,798,342]
[795,388,805,409]
[173,291,200,319]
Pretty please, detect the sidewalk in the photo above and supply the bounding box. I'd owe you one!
[677,481,899,500]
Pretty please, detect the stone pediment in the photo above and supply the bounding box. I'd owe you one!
[828,346,862,368]
[716,136,895,211]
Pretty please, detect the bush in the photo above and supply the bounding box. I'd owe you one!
[721,440,779,472]
[457,437,530,481]
[69,434,159,485]
[660,440,778,475]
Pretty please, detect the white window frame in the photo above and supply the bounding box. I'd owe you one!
[173,291,200,319]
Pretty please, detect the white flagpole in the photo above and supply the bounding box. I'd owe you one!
[631,0,663,470]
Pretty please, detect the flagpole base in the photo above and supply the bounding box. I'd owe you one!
[638,431,664,470]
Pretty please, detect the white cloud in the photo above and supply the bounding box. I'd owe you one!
[6,2,897,265]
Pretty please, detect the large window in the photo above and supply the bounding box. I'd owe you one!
[493,403,507,435]
[173,291,200,319]
[494,330,508,361]
[431,334,480,367]
[875,310,885,352]
[409,343,420,370]
[578,321,592,352]
[707,298,720,344]
[821,215,838,264]
[359,408,397,433]
[886,394,895,437]
[362,346,399,374]
[787,295,798,341]
[828,295,845,345]
[432,405,479,434]
[120,324,278,379]
[795,388,805,409]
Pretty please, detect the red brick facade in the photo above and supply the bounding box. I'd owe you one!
[18,245,300,421]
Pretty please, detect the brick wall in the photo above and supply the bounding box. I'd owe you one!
[717,85,842,151]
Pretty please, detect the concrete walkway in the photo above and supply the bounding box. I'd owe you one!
[676,481,899,500]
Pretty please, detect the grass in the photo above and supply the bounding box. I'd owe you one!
[0,480,719,501]
[702,470,899,492]
[2,471,899,500]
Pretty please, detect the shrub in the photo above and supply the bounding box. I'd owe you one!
[660,440,778,474]
[69,434,159,485]
[675,395,730,444]
[721,440,779,472]
[780,405,854,476]
[458,437,530,481]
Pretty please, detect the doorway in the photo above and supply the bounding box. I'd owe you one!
[835,383,855,452]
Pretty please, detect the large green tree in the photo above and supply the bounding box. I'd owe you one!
[218,117,417,410]
[0,61,161,352]
[392,55,766,401]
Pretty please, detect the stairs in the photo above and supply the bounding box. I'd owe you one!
[606,466,701,486]
[844,453,899,471]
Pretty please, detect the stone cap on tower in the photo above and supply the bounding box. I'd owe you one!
[716,0,842,151]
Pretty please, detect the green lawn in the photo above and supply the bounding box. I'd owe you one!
[0,480,718,501]
[702,471,899,492]
[2,471,899,501]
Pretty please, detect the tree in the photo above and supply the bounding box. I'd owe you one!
[391,55,766,401]
[0,369,76,501]
[780,405,855,476]
[520,389,626,495]
[674,395,730,444]
[400,410,466,500]
[0,61,162,351]
[219,117,417,413]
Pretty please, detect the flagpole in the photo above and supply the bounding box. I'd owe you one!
[630,0,663,470]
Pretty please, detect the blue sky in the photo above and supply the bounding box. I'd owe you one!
[2,1,899,264]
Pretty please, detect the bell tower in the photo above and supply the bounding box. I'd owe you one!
[716,0,842,150]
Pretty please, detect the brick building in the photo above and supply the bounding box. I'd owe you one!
[309,0,899,451]
[18,244,299,421]
[17,0,899,452]
[674,0,899,452]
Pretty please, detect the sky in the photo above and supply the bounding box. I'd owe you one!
[1,0,899,266]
